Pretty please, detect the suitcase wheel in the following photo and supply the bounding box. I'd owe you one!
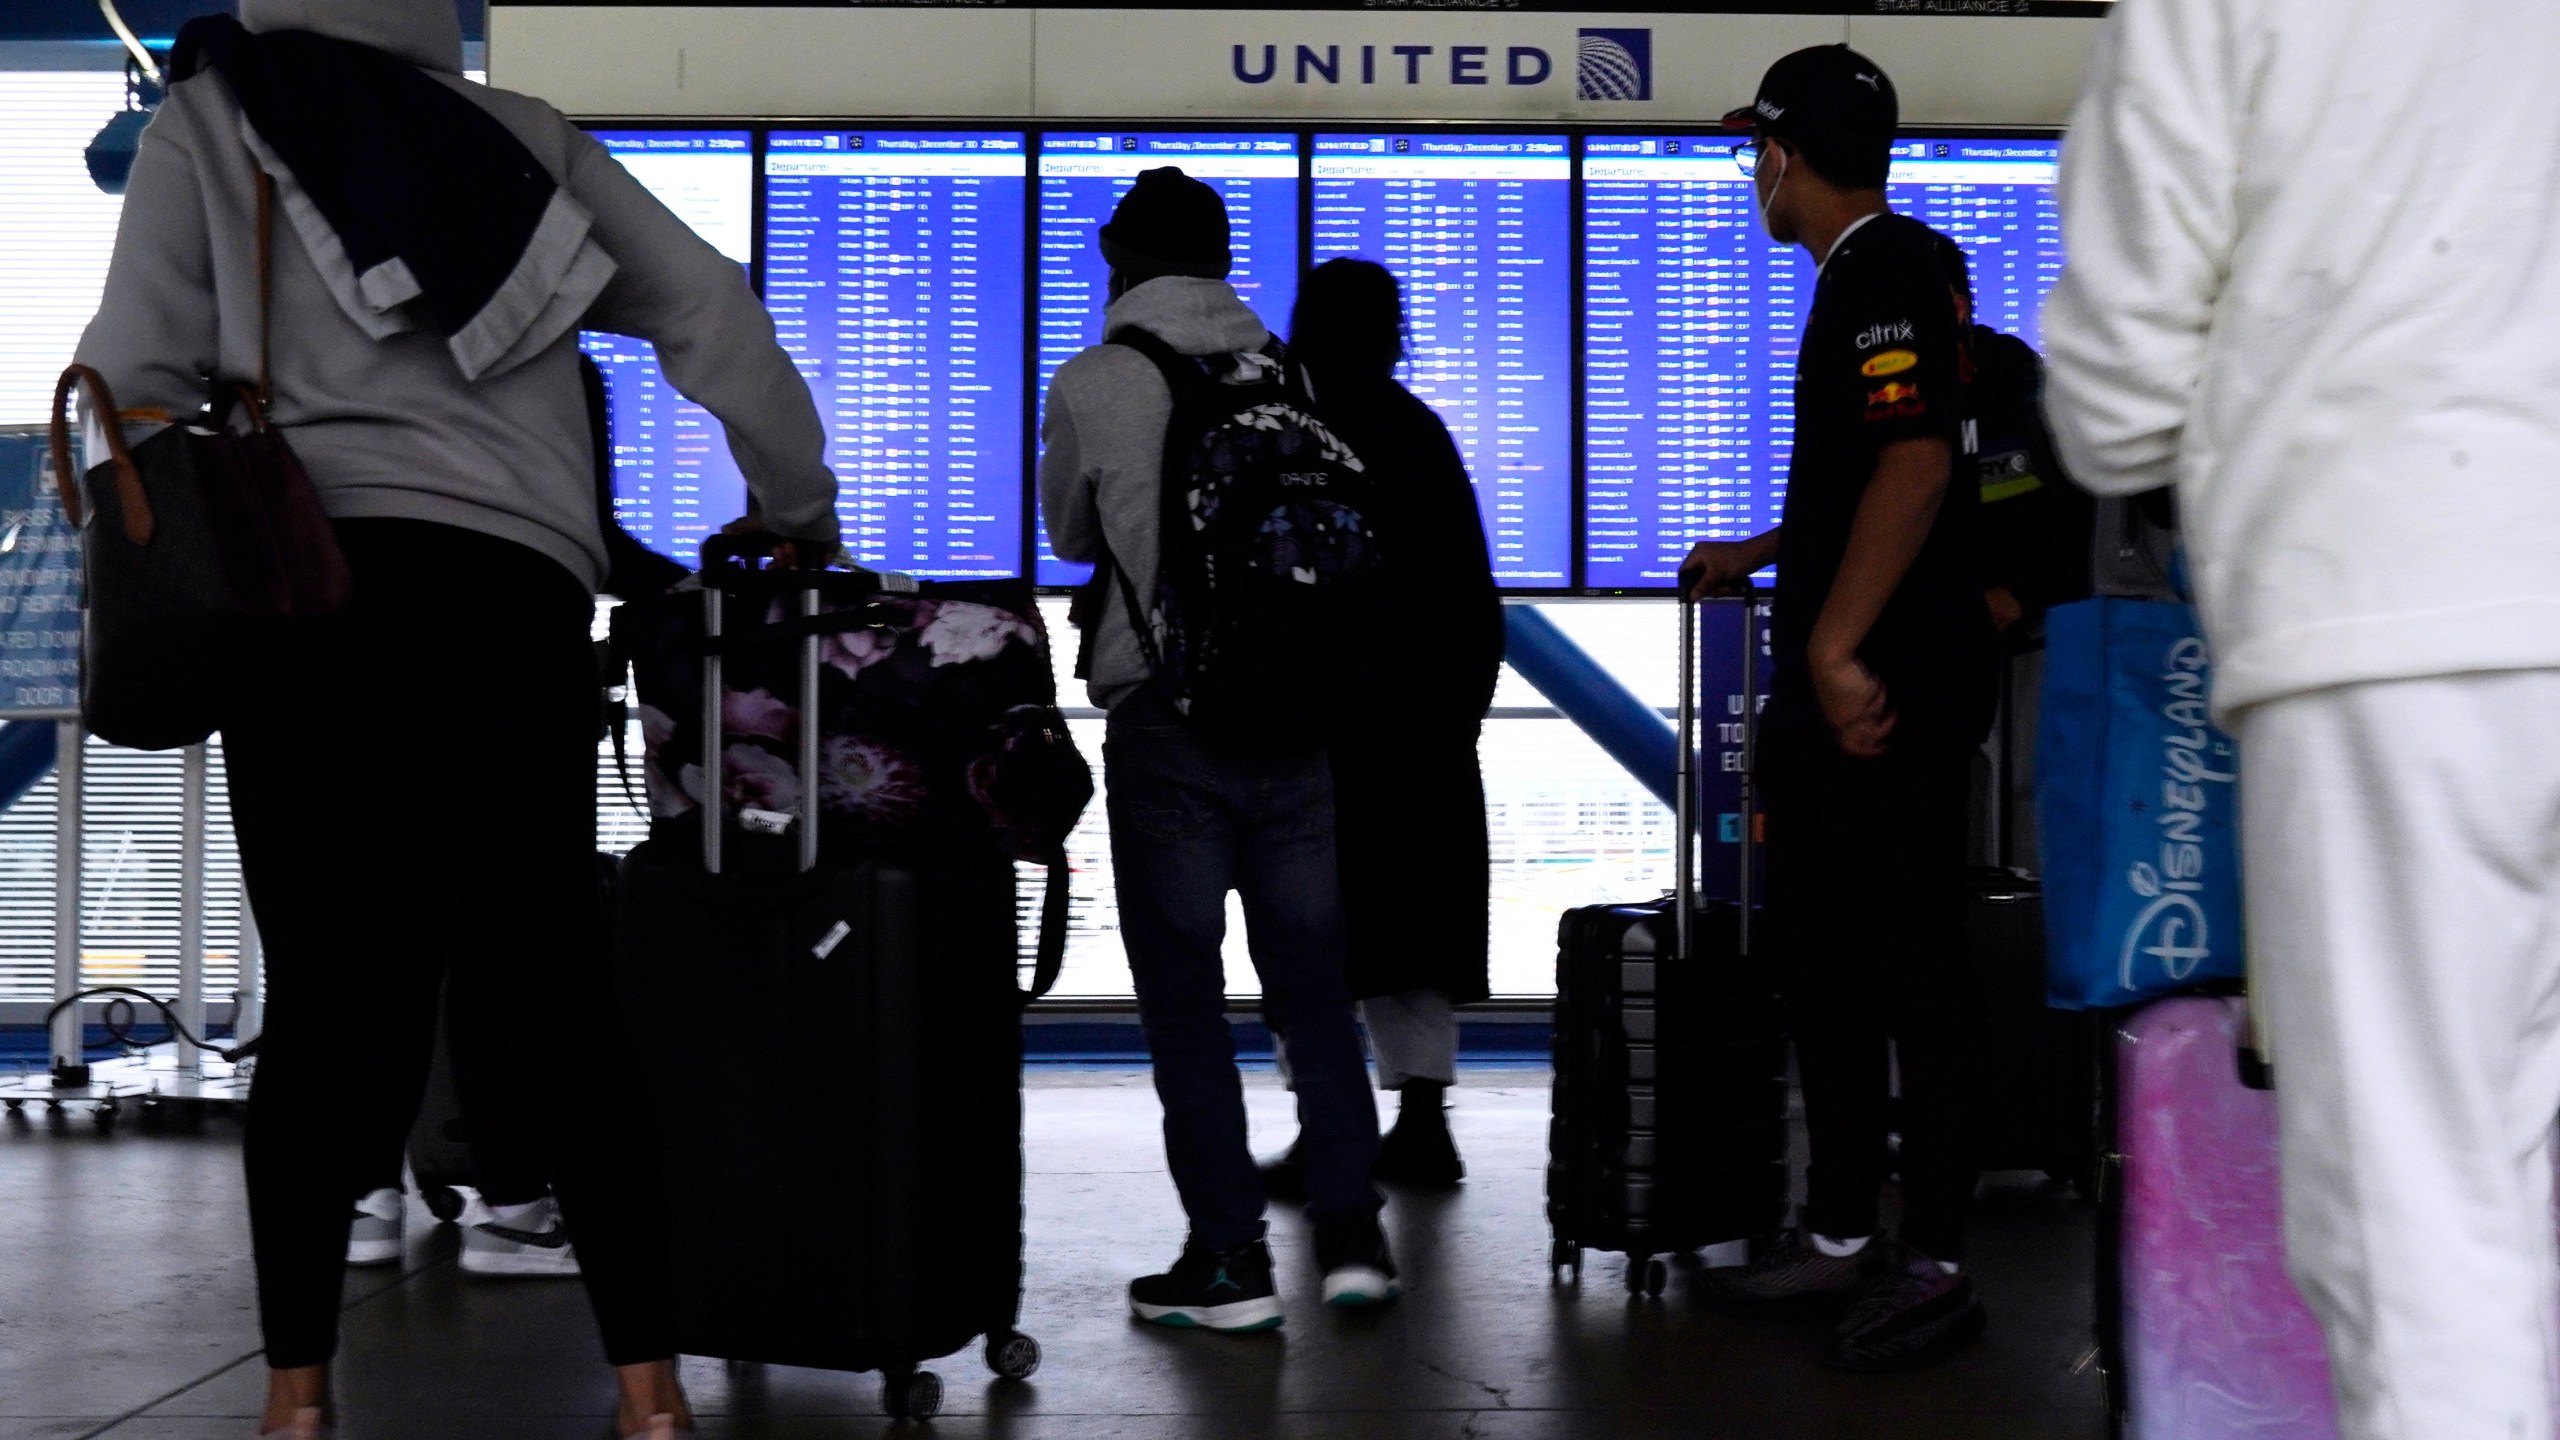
[1625,1255,1669,1297]
[883,1367,943,1422]
[421,1185,466,1225]
[1549,1238,1583,1282]
[987,1331,1042,1381]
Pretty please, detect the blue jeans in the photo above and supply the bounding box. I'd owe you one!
[1106,687,1382,1251]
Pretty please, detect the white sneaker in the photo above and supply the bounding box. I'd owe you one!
[456,1192,581,1278]
[346,1187,405,1267]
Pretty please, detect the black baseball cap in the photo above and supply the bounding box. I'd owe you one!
[1722,45,1898,186]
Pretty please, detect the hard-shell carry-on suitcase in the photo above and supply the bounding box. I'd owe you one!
[1965,869,2105,1193]
[1546,593,1792,1295]
[2103,995,2560,1439]
[2103,995,2339,1440]
[614,545,1042,1422]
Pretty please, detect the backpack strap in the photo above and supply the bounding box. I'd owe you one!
[1083,325,1215,685]
[1108,325,1204,399]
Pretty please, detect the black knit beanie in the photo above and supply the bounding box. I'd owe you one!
[1099,167,1233,282]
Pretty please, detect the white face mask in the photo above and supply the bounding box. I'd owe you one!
[1758,145,1790,239]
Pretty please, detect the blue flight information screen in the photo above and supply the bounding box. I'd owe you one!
[580,130,754,567]
[1579,132,2065,588]
[1033,131,1302,587]
[765,131,1029,579]
[1582,135,1810,590]
[1312,133,1574,588]
[1887,134,2065,351]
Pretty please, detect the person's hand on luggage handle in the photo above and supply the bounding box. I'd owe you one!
[720,514,847,570]
[1679,528,1779,601]
[1810,647,1897,758]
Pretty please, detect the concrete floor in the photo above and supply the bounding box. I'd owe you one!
[0,1070,2107,1440]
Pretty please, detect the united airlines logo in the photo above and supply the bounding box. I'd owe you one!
[1227,26,1655,97]
[1576,28,1652,103]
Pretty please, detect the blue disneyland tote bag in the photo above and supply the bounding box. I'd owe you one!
[2036,597,2246,1009]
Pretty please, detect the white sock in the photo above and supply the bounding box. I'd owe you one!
[1810,1231,1872,1259]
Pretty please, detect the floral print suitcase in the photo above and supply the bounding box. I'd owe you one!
[2112,996,2340,1439]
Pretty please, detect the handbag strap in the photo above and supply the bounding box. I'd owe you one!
[253,168,275,421]
[1022,847,1068,1006]
[47,365,148,543]
[43,174,279,545]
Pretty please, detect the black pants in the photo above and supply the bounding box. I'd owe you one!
[226,519,671,1368]
[1760,723,1987,1263]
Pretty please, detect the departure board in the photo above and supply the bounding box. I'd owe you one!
[1886,135,2064,351]
[1033,132,1302,587]
[1581,135,1809,590]
[765,130,1029,579]
[579,130,754,567]
[1579,131,2065,588]
[1312,133,1574,589]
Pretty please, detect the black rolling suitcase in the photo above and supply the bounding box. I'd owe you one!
[1547,595,1791,1294]
[1964,652,2107,1192]
[1966,869,2106,1192]
[614,555,1043,1422]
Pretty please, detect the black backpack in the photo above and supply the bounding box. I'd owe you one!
[1971,326,2097,624]
[1100,328,1385,752]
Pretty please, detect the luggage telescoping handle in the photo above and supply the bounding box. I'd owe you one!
[1676,596,1698,966]
[698,537,826,877]
[1736,585,1761,959]
[702,582,724,875]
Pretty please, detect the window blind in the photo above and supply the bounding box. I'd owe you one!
[0,71,127,426]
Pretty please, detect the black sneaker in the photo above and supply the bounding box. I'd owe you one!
[1128,1237,1285,1333]
[1314,1214,1401,1309]
[1823,1247,1987,1372]
[1693,1228,1887,1316]
[1258,1138,1308,1205]
[1371,1089,1464,1190]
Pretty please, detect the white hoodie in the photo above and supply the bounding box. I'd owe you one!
[2041,0,2560,719]
[1039,276,1272,711]
[75,0,839,590]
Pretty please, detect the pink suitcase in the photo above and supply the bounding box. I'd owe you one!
[2111,996,2340,1439]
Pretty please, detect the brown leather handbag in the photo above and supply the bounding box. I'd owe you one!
[48,172,349,750]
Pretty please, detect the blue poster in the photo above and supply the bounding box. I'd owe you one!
[1694,595,1773,903]
[0,430,82,718]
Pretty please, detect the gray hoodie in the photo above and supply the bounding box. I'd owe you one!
[74,0,838,591]
[1038,277,1272,712]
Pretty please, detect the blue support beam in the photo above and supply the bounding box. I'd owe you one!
[1501,605,1678,811]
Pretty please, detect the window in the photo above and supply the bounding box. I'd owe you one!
[0,70,128,425]
[1030,599,1677,1000]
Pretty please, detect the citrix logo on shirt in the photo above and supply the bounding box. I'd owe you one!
[1855,319,1915,351]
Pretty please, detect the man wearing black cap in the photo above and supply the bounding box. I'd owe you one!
[1041,168,1395,1333]
[1681,46,1998,1371]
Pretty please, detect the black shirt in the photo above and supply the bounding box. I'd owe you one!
[1767,212,1998,747]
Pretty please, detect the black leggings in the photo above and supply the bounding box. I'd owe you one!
[226,519,671,1369]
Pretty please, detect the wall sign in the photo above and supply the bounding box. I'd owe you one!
[496,1,2109,13]
[493,5,2105,126]
[0,431,82,720]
